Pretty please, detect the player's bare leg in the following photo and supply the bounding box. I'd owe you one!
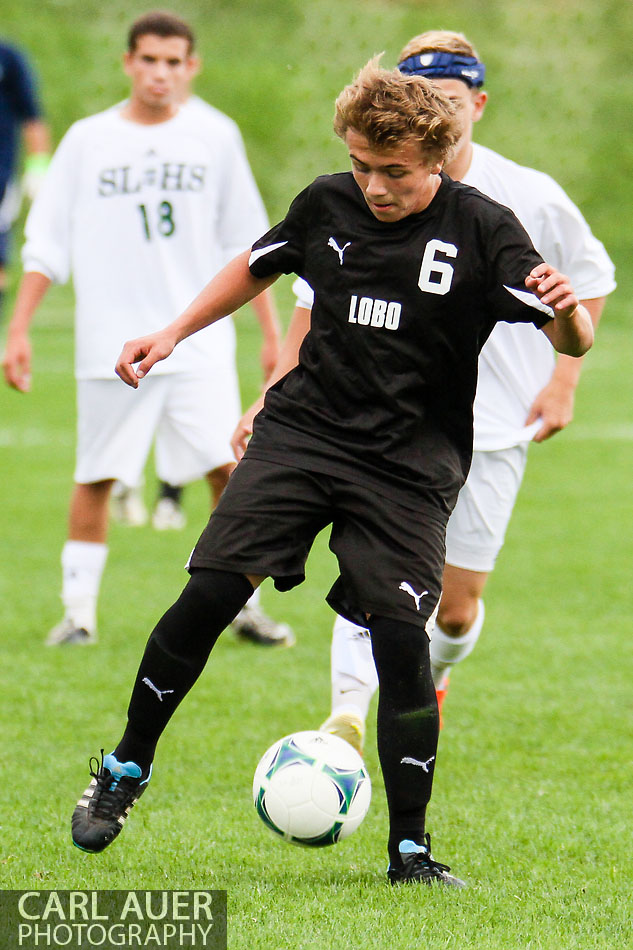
[69,480,114,542]
[430,564,488,707]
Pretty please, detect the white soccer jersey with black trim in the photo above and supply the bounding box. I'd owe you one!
[248,172,550,509]
[22,101,269,379]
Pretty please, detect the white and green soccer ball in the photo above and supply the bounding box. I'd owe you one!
[253,730,371,847]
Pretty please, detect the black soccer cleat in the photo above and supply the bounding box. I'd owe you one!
[387,834,467,887]
[71,750,151,853]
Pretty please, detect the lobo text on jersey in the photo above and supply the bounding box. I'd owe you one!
[348,294,402,330]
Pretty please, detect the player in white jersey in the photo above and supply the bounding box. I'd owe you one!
[111,92,284,534]
[232,30,615,751]
[2,11,293,648]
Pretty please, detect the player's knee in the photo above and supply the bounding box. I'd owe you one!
[437,597,479,638]
[185,567,251,610]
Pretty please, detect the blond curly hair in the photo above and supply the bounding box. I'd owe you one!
[333,57,460,165]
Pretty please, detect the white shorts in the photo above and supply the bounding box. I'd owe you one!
[444,444,529,573]
[74,370,241,487]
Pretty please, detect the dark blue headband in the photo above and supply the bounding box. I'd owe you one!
[398,51,485,88]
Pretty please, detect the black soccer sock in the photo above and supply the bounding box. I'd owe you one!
[114,569,253,770]
[369,615,439,868]
[158,480,183,504]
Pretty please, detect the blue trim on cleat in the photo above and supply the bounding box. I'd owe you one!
[103,754,141,778]
[103,753,152,786]
[398,839,424,855]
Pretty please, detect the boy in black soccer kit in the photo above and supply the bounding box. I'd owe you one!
[71,59,593,885]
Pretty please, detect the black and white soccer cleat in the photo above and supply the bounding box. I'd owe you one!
[71,750,151,853]
[387,834,467,887]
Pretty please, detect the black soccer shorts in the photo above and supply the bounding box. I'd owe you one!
[188,458,448,631]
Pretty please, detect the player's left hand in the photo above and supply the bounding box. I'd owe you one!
[115,330,177,388]
[525,264,579,318]
[231,396,264,461]
[525,377,576,443]
[260,337,282,380]
[2,332,32,392]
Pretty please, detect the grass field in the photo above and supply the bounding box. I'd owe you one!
[1,1,633,948]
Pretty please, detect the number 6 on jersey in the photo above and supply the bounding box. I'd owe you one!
[418,239,457,295]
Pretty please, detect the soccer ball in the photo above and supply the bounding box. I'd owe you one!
[253,730,371,847]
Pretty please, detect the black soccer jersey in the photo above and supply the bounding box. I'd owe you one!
[247,171,551,510]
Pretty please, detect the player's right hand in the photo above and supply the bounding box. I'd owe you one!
[115,330,177,388]
[2,334,32,392]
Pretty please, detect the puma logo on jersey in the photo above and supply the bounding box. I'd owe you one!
[142,677,174,702]
[348,295,401,330]
[399,582,429,611]
[328,236,351,265]
[400,755,435,772]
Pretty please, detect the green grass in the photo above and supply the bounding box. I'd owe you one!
[2,1,633,947]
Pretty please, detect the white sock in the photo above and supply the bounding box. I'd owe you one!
[430,600,485,687]
[61,541,108,632]
[331,615,378,720]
